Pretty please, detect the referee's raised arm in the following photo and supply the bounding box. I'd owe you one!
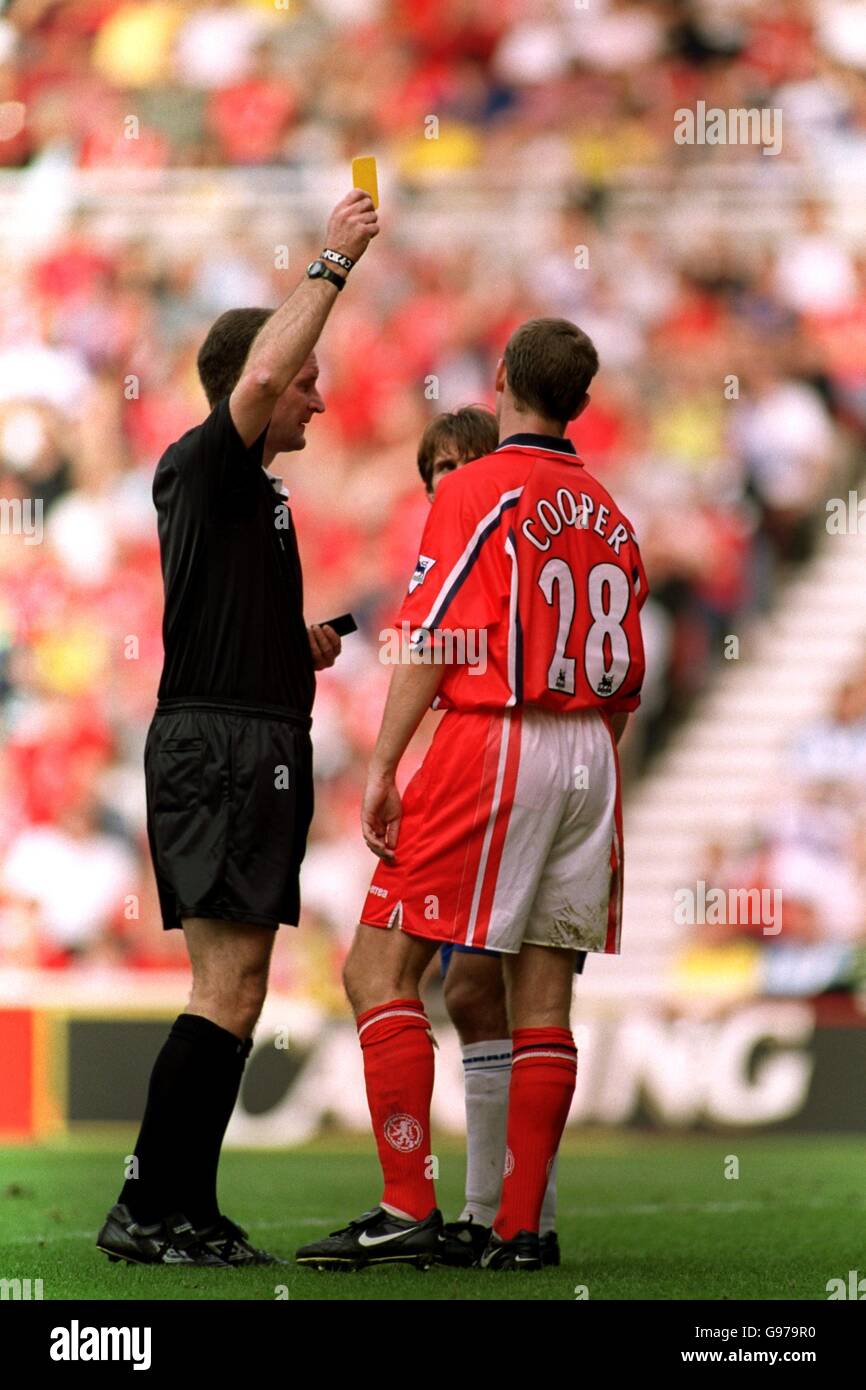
[229,190,379,446]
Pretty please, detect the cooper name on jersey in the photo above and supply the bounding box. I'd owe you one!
[520,486,633,555]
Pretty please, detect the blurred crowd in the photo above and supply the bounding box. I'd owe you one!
[1,0,865,991]
[3,0,866,180]
[680,654,866,998]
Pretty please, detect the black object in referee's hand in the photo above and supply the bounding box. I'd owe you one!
[320,613,358,637]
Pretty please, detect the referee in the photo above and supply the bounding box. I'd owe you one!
[96,189,379,1267]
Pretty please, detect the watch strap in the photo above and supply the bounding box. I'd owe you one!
[306,261,346,292]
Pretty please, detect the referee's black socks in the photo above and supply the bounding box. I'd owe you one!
[118,1013,252,1229]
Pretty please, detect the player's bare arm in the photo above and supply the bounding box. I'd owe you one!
[361,657,444,862]
[229,190,379,446]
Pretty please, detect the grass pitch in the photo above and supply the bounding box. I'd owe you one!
[0,1134,861,1301]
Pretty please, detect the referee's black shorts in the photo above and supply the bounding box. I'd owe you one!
[144,700,314,932]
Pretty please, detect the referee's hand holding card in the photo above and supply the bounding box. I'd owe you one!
[308,623,341,670]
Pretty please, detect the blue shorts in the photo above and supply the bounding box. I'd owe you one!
[440,943,587,978]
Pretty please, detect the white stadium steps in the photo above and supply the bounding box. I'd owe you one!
[584,516,866,1001]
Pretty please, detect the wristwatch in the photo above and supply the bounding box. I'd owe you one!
[306,259,346,292]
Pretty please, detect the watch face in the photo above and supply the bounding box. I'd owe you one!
[307,260,325,276]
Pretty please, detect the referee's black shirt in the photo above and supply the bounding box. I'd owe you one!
[152,397,315,716]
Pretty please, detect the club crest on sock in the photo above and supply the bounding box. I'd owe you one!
[384,1113,424,1153]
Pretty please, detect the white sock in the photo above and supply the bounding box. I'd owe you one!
[381,1202,415,1221]
[459,1038,512,1228]
[540,1155,558,1236]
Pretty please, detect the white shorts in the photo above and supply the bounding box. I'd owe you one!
[361,705,623,955]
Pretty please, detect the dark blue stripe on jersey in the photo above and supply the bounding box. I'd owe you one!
[426,492,520,631]
[507,524,524,705]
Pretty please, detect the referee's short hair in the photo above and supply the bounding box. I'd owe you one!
[504,318,599,426]
[197,307,273,408]
[417,406,499,493]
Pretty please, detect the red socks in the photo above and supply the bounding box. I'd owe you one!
[357,998,436,1221]
[494,1027,577,1240]
[357,1008,576,1235]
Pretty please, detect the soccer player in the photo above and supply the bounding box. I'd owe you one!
[416,408,581,1267]
[296,317,648,1272]
[96,189,379,1267]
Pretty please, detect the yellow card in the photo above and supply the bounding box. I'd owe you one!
[351,156,379,209]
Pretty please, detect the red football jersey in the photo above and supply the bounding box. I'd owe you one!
[395,434,648,714]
